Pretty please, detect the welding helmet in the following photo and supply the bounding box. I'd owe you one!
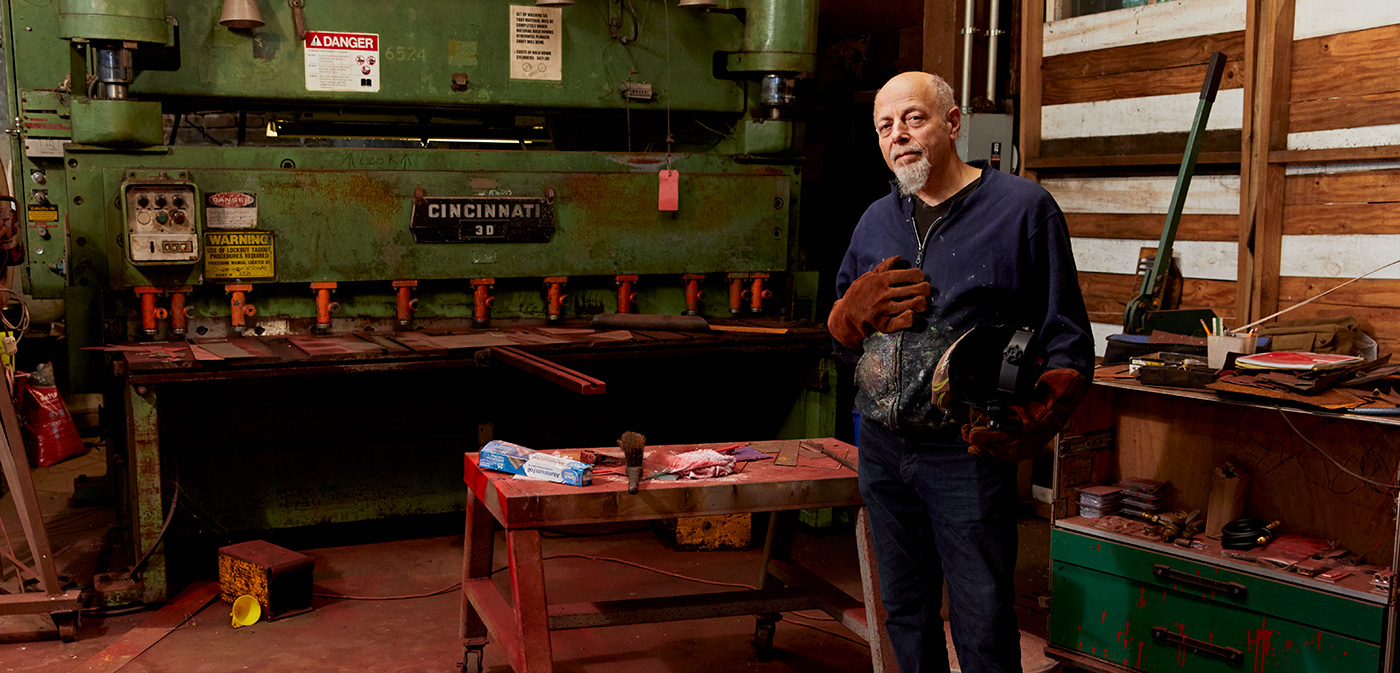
[931,324,1043,422]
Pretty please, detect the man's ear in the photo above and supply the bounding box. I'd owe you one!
[945,106,963,140]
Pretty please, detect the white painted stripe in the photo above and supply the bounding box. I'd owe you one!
[1072,238,1238,280]
[1043,175,1241,215]
[1043,89,1244,140]
[1286,160,1400,176]
[1294,0,1400,41]
[1090,322,1120,358]
[1043,0,1245,57]
[1280,234,1400,279]
[1287,124,1400,151]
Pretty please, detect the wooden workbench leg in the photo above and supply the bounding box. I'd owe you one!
[125,383,166,604]
[753,510,799,660]
[857,507,898,673]
[506,529,553,673]
[460,496,496,673]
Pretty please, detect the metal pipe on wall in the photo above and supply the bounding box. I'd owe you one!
[986,0,1001,105]
[961,0,975,111]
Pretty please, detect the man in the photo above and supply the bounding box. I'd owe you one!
[828,72,1094,673]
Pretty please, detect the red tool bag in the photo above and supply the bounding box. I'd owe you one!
[16,366,86,468]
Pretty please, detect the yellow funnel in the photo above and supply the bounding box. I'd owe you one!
[231,594,262,628]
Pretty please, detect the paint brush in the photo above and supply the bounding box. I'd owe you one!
[619,431,646,494]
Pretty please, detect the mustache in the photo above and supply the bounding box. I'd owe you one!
[890,141,925,162]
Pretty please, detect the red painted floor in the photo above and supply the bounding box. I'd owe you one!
[1,448,1054,673]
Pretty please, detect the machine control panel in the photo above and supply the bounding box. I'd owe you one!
[124,183,201,264]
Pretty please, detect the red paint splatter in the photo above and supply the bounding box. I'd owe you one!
[1251,620,1275,673]
[1136,641,1143,669]
[1316,631,1321,652]
[1102,610,1107,623]
[1138,587,1146,608]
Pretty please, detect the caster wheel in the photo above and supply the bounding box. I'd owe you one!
[754,619,776,661]
[461,645,484,673]
[52,611,79,643]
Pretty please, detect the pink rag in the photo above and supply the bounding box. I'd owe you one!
[663,449,736,479]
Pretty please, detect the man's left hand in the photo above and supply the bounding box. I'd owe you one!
[962,368,1087,462]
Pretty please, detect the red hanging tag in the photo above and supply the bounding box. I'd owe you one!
[658,170,679,211]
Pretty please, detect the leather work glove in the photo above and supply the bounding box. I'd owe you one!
[962,368,1087,462]
[828,256,931,349]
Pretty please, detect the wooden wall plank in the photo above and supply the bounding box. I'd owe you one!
[1043,59,1246,106]
[1042,89,1246,139]
[1287,124,1400,152]
[1290,91,1400,135]
[1279,234,1400,279]
[1066,213,1239,241]
[1044,0,1245,57]
[1283,202,1400,236]
[1080,271,1236,322]
[1285,169,1400,205]
[1020,0,1045,179]
[1293,24,1400,71]
[1292,0,1400,41]
[1042,31,1244,81]
[1279,277,1400,307]
[1045,175,1241,215]
[1039,130,1241,161]
[1072,239,1238,280]
[1291,55,1400,104]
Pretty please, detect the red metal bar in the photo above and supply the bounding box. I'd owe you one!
[749,273,772,314]
[226,284,254,335]
[311,282,337,332]
[471,278,495,328]
[683,273,704,316]
[487,346,606,395]
[134,286,160,338]
[727,273,749,315]
[167,286,191,337]
[544,276,568,322]
[392,280,418,327]
[614,275,638,314]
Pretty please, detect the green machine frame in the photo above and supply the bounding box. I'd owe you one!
[2,0,836,603]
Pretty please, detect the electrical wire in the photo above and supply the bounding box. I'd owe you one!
[130,486,179,580]
[1277,407,1400,490]
[544,553,758,590]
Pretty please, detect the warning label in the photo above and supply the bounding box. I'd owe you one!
[205,231,275,280]
[305,30,380,92]
[206,192,258,230]
[509,6,561,81]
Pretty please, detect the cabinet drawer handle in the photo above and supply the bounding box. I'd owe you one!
[1151,626,1243,663]
[1152,564,1247,599]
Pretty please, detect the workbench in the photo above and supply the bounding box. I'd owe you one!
[110,321,836,604]
[458,438,898,673]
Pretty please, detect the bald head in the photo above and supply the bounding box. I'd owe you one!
[874,73,956,127]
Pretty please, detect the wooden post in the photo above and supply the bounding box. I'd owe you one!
[1019,0,1046,180]
[923,0,960,82]
[1240,0,1295,323]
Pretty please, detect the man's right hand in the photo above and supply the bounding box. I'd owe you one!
[828,255,932,348]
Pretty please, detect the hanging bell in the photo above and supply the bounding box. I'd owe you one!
[219,0,265,29]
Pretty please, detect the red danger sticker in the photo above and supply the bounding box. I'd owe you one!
[208,192,256,208]
[306,32,378,51]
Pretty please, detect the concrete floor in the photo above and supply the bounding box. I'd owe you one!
[0,445,1058,673]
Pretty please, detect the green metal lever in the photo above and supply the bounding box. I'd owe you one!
[1123,52,1228,335]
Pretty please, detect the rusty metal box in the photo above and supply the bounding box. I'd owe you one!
[217,540,314,621]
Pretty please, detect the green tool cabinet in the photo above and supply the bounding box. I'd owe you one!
[1047,378,1400,673]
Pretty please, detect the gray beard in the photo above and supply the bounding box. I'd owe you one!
[893,156,930,196]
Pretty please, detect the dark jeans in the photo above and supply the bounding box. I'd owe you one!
[858,418,1022,673]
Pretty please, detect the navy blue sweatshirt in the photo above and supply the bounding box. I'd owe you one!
[835,164,1094,438]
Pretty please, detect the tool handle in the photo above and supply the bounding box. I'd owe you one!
[1200,52,1227,102]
